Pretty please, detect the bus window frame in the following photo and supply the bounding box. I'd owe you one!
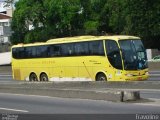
[12,40,105,59]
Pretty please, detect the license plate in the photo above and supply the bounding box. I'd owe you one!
[138,77,142,80]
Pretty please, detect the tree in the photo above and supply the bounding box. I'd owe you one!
[95,0,112,33]
[44,0,83,37]
[11,0,47,44]
[97,0,160,48]
[123,0,160,48]
[81,0,107,35]
[11,0,160,48]
[11,0,85,44]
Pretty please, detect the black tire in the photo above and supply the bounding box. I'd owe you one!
[40,73,48,81]
[96,73,107,81]
[29,73,38,81]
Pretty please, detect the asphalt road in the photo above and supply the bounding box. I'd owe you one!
[0,74,12,80]
[140,90,160,99]
[0,93,160,114]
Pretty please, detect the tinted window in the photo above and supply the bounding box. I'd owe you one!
[12,40,105,59]
[12,47,25,59]
[106,40,122,69]
[26,47,37,58]
[89,41,104,56]
[37,46,49,57]
[61,43,74,56]
[13,45,49,59]
[12,48,18,58]
[74,42,89,55]
[49,45,61,57]
[119,40,147,70]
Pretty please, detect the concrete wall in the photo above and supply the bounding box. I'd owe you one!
[0,52,11,65]
[147,49,160,60]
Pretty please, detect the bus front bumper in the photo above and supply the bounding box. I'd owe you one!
[124,74,149,81]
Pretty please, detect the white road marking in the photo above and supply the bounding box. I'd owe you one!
[0,107,29,113]
[0,75,12,77]
[0,92,55,99]
[133,103,160,107]
[133,98,160,107]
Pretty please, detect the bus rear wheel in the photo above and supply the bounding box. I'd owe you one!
[29,73,38,81]
[96,73,107,81]
[40,73,48,81]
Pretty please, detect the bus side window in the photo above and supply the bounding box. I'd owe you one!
[74,42,89,56]
[37,46,49,58]
[106,40,122,70]
[49,45,61,57]
[18,47,25,59]
[61,43,74,56]
[31,47,37,58]
[12,48,18,59]
[25,47,37,58]
[89,41,104,56]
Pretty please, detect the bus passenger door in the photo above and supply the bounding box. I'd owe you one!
[105,40,123,81]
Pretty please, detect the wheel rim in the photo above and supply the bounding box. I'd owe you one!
[99,76,106,81]
[40,74,48,81]
[97,73,107,81]
[30,73,38,81]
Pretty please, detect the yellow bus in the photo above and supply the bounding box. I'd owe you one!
[11,35,149,81]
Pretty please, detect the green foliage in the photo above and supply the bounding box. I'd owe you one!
[44,0,83,37]
[84,21,99,34]
[11,0,160,48]
[11,0,46,43]
[24,28,49,43]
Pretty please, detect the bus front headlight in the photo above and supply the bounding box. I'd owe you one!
[145,71,149,75]
[125,74,133,77]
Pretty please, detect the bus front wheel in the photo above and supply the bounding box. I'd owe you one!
[96,73,107,81]
[29,73,38,81]
[40,73,48,81]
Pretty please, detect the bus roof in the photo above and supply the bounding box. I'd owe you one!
[12,35,140,48]
[47,35,140,43]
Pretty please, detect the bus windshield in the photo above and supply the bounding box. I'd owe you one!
[119,40,148,70]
